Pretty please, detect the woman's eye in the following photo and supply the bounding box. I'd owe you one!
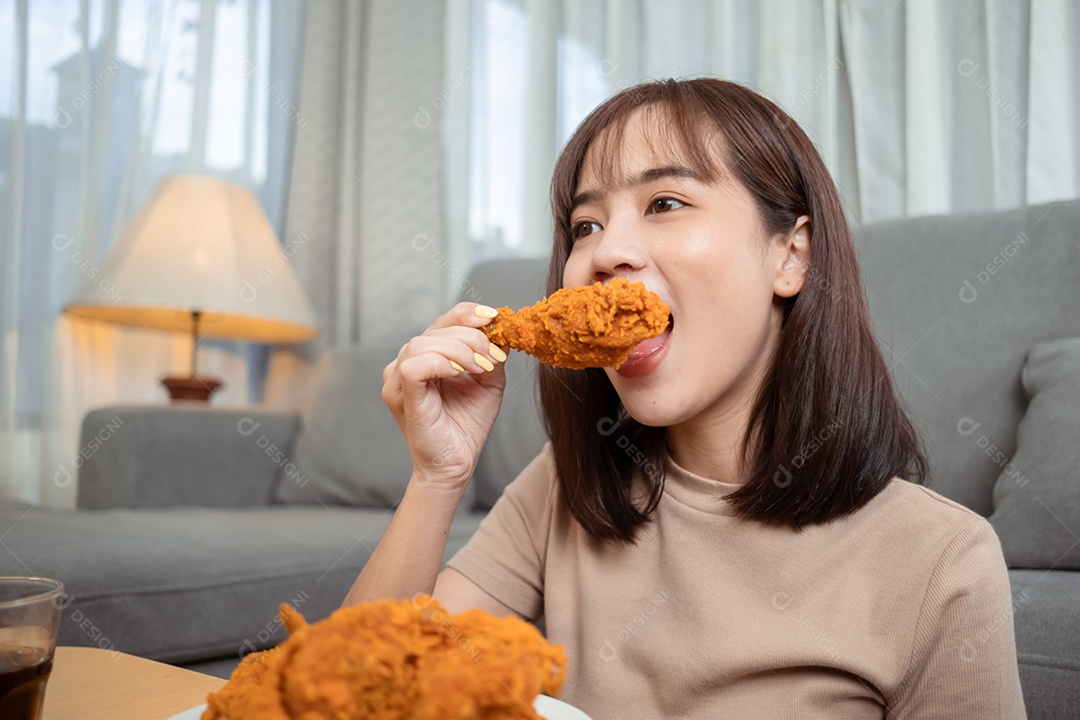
[571,220,602,241]
[648,197,684,214]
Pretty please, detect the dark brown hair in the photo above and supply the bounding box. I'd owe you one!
[538,78,928,542]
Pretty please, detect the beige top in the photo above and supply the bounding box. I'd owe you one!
[447,445,1027,719]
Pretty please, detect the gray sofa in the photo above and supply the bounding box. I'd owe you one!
[1,199,1077,717]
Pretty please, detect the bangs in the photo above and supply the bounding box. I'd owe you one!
[569,99,729,204]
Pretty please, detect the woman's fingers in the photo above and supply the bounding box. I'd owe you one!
[427,302,501,332]
[403,334,505,372]
[401,330,505,369]
[383,324,508,383]
[396,345,506,418]
[381,307,510,427]
[383,334,506,413]
[382,359,396,384]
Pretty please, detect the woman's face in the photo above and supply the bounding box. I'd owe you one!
[563,108,808,430]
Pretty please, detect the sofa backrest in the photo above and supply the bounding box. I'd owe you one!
[462,259,551,509]
[856,199,1080,514]
[465,199,1080,517]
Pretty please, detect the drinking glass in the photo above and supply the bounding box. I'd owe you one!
[0,577,64,720]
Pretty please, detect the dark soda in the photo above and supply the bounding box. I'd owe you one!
[0,646,52,720]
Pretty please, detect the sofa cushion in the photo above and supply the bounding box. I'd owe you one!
[990,338,1080,569]
[276,345,413,507]
[1009,569,1080,719]
[856,199,1080,514]
[77,407,301,509]
[0,501,482,663]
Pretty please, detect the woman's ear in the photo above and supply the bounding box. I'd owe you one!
[772,215,812,298]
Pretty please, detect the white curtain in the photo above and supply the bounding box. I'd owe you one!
[446,0,1080,267]
[269,0,1080,406]
[265,0,447,408]
[0,0,306,506]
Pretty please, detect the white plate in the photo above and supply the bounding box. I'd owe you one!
[534,694,594,719]
[169,695,592,719]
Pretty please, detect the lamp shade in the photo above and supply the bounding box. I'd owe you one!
[64,174,318,343]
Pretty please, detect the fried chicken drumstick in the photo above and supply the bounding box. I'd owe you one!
[201,596,566,720]
[482,278,670,369]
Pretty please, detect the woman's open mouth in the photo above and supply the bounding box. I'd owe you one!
[616,314,673,378]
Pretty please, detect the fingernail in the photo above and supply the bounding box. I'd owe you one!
[474,353,495,372]
[489,344,508,363]
[450,361,466,373]
[474,305,498,319]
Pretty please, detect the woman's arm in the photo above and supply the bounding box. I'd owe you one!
[340,480,529,619]
[341,302,508,607]
[888,518,1027,718]
[433,567,522,617]
[341,482,463,606]
[440,447,556,622]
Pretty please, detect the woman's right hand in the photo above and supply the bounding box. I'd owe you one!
[382,303,508,494]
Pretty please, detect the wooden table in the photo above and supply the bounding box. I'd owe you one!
[42,647,226,720]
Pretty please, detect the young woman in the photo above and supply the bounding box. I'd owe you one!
[344,79,1026,719]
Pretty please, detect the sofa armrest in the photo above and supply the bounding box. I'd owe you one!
[75,405,301,509]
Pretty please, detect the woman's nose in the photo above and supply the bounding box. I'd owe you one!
[588,221,651,281]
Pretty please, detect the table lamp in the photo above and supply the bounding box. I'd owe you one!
[64,174,319,402]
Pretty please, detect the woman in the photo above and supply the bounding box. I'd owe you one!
[344,79,1026,719]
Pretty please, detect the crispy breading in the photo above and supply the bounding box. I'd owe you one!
[483,278,670,369]
[201,596,566,720]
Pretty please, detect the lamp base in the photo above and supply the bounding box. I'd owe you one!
[161,375,223,403]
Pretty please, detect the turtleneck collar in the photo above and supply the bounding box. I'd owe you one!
[659,452,744,516]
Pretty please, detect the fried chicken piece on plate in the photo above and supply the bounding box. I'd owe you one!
[482,277,670,369]
[201,596,566,720]
[200,642,291,720]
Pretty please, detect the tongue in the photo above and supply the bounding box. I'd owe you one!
[626,324,672,361]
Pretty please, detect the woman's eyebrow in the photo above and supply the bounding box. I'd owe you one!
[638,165,703,185]
[572,165,703,211]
